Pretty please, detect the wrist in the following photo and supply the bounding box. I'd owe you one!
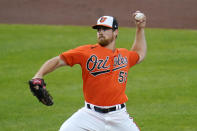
[136,28,145,34]
[136,27,144,31]
[33,74,43,79]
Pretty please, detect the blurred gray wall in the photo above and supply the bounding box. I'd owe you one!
[0,0,196,29]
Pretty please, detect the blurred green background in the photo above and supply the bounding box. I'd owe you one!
[0,24,196,131]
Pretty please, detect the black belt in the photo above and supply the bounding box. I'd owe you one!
[87,103,125,113]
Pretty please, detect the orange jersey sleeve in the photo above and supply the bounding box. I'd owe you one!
[59,45,89,66]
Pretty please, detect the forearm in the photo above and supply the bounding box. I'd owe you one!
[131,28,147,63]
[33,56,65,79]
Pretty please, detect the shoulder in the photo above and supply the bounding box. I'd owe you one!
[118,48,129,51]
[74,44,97,51]
[118,48,138,54]
[118,48,139,58]
[117,48,130,53]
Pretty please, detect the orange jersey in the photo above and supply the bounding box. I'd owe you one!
[60,44,139,106]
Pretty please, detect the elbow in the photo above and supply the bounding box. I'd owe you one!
[136,50,147,64]
[137,54,145,64]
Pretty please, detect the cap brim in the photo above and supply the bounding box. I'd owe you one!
[92,24,113,29]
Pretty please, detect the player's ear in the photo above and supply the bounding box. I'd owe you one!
[113,29,118,38]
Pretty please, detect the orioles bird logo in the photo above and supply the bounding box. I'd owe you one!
[100,17,107,23]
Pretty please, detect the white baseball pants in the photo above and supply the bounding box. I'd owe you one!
[59,104,140,131]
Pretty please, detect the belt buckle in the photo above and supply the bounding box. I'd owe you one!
[97,107,111,113]
[106,108,111,113]
[100,108,110,113]
[87,103,124,113]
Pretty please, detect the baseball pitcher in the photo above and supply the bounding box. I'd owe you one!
[29,11,147,131]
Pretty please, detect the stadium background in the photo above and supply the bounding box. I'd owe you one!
[0,0,197,29]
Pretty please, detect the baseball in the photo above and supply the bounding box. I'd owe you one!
[135,13,145,20]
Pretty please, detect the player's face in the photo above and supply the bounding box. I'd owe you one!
[97,26,117,46]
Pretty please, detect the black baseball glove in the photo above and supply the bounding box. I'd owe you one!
[29,78,53,106]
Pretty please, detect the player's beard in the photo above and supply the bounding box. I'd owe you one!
[98,35,114,47]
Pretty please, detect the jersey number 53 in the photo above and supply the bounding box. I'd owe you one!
[118,71,128,83]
